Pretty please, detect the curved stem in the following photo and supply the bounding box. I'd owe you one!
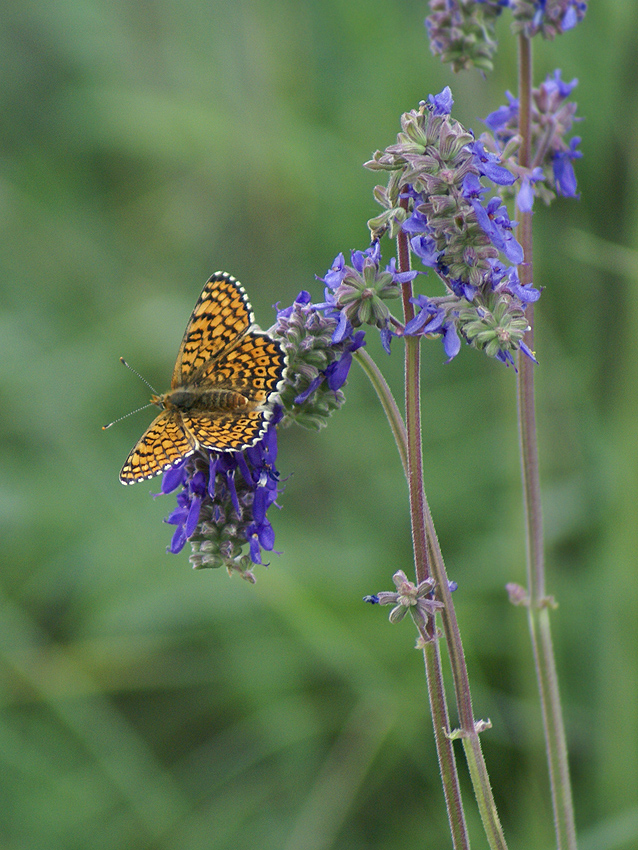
[353,348,407,476]
[516,33,578,850]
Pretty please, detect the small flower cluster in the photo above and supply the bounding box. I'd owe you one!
[425,1,586,73]
[510,0,587,40]
[426,0,507,73]
[162,411,283,581]
[365,88,538,366]
[481,70,581,210]
[315,243,417,354]
[271,290,366,431]
[365,571,445,632]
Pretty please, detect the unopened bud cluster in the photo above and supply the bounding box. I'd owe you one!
[510,0,587,39]
[426,0,506,73]
[270,291,364,431]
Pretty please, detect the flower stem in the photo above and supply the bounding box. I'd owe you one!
[353,348,408,476]
[423,497,508,850]
[395,202,511,848]
[395,211,470,850]
[516,33,578,850]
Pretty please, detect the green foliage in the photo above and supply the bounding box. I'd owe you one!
[0,1,636,848]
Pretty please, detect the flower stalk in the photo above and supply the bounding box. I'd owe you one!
[515,32,578,850]
[397,233,471,849]
[395,219,507,850]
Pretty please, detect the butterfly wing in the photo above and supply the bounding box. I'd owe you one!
[181,408,272,453]
[120,410,196,484]
[172,272,254,388]
[192,331,288,404]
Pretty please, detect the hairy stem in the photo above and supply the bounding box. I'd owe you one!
[396,212,470,850]
[397,180,509,847]
[396,199,511,847]
[354,348,407,476]
[516,33,578,850]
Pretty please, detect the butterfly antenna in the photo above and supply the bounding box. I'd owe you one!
[102,358,159,430]
[119,357,159,394]
[102,402,155,430]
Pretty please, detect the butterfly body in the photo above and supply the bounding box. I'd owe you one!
[119,272,288,485]
[157,387,251,414]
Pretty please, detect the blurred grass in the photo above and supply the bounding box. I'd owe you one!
[0,1,637,848]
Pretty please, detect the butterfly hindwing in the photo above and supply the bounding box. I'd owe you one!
[182,408,271,453]
[171,272,254,388]
[120,411,195,484]
[192,331,288,404]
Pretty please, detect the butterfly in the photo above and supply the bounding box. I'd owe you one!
[119,271,288,484]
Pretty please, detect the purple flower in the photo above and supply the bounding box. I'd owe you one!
[428,86,454,116]
[401,208,430,235]
[379,325,394,355]
[410,235,442,269]
[351,241,381,274]
[450,278,477,302]
[543,68,578,101]
[462,173,488,201]
[321,253,347,290]
[246,485,277,564]
[516,167,545,212]
[385,256,419,285]
[405,295,445,336]
[484,92,519,132]
[469,141,517,186]
[470,197,524,264]
[325,352,352,392]
[519,341,539,364]
[553,136,581,197]
[161,459,189,494]
[443,322,462,360]
[405,295,461,361]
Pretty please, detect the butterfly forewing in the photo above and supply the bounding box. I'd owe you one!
[172,271,254,388]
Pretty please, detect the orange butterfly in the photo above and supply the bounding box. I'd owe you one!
[119,272,288,484]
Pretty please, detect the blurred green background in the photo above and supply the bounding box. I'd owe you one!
[1,1,637,848]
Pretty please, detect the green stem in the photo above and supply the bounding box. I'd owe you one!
[516,34,578,850]
[423,500,508,850]
[354,348,408,477]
